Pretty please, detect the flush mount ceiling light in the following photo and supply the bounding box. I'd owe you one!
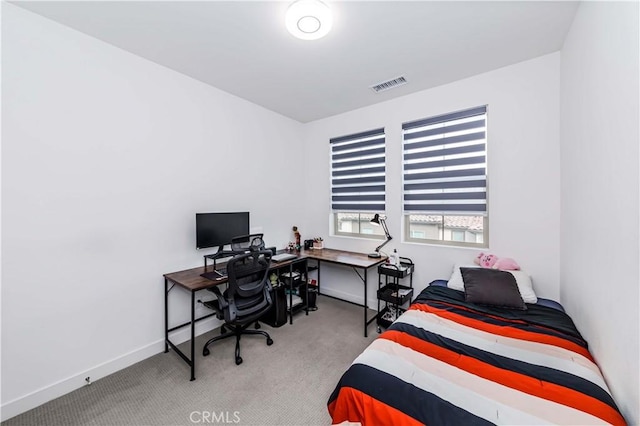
[286,0,332,40]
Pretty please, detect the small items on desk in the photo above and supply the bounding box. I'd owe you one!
[200,269,227,281]
[303,237,324,250]
[292,225,301,250]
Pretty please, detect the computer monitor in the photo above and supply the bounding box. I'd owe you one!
[196,212,250,250]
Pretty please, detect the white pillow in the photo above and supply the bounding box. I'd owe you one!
[446,263,478,292]
[447,263,538,304]
[506,270,537,304]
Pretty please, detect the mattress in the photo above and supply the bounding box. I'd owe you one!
[328,285,625,425]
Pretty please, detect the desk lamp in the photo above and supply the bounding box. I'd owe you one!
[368,214,392,258]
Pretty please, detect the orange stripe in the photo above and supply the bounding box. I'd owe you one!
[328,386,423,426]
[383,330,626,425]
[409,303,594,361]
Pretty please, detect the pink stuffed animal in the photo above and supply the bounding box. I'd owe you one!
[474,252,520,271]
[475,252,498,268]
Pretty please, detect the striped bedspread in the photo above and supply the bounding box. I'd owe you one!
[328,286,625,425]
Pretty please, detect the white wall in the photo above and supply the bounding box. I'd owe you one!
[5,1,637,423]
[1,4,304,419]
[302,53,562,306]
[559,2,639,424]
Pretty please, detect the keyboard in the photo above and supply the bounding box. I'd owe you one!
[271,253,297,262]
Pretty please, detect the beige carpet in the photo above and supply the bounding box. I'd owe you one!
[3,296,377,426]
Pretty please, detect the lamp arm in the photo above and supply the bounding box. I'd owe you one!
[375,235,392,253]
[380,219,391,239]
[376,217,392,252]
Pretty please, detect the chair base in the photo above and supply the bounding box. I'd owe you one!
[202,321,273,365]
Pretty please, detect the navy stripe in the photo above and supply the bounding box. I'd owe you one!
[332,184,385,193]
[403,106,487,130]
[332,166,385,177]
[403,119,485,141]
[404,192,486,201]
[331,137,385,153]
[333,147,385,160]
[332,195,385,202]
[403,131,485,150]
[404,179,487,191]
[333,156,384,169]
[415,287,587,345]
[403,155,486,170]
[404,143,486,161]
[328,364,492,426]
[333,175,385,185]
[388,321,619,412]
[404,167,486,181]
[330,128,384,144]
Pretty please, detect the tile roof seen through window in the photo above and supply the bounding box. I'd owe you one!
[337,213,483,231]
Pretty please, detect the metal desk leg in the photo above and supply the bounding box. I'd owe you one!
[164,278,169,353]
[364,268,368,338]
[288,263,294,325]
[305,260,309,315]
[190,290,196,381]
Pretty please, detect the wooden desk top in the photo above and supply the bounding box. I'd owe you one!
[164,265,223,292]
[164,248,383,291]
[301,248,386,269]
[164,254,308,292]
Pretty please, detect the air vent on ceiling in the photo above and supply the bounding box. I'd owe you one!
[370,76,407,93]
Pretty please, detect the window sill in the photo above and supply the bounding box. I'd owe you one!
[402,239,488,250]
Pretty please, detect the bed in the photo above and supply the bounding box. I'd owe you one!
[328,279,626,425]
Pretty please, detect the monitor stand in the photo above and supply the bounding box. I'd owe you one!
[203,246,238,269]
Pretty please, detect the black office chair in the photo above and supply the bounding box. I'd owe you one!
[202,250,274,365]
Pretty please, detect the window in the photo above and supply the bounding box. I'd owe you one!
[451,230,465,242]
[410,230,425,239]
[331,128,386,238]
[402,106,488,247]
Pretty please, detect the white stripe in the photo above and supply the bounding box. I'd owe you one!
[397,309,611,393]
[355,339,608,425]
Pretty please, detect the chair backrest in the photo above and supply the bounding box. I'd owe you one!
[230,233,265,253]
[224,250,273,323]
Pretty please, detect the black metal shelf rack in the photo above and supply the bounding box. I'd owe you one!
[376,257,414,333]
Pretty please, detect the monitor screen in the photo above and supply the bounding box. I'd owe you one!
[196,212,250,250]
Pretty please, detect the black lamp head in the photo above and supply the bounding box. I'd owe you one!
[370,213,381,225]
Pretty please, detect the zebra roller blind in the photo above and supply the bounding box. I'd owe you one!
[402,106,487,215]
[330,128,386,212]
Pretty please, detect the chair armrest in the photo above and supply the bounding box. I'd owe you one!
[209,286,228,308]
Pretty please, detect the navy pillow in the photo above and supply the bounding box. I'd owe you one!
[460,267,526,310]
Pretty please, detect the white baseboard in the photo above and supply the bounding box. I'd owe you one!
[319,287,377,310]
[1,317,221,422]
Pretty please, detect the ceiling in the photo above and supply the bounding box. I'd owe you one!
[13,1,579,123]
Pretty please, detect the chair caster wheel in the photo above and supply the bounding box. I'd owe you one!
[220,327,227,335]
[255,322,261,329]
[235,356,243,365]
[266,338,274,346]
[203,348,210,357]
[377,327,382,334]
